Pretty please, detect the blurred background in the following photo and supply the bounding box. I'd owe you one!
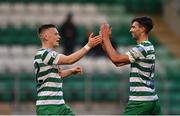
[0,0,180,115]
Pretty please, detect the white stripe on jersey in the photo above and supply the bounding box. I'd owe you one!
[34,59,42,64]
[130,77,146,83]
[129,94,158,101]
[38,91,63,96]
[38,82,62,91]
[36,50,46,55]
[146,54,155,59]
[41,82,62,88]
[36,99,65,105]
[130,87,155,92]
[38,72,61,81]
[39,66,53,73]
[138,62,153,68]
[131,67,152,77]
[139,44,154,51]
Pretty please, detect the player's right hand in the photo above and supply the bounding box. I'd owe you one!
[100,23,112,40]
[87,32,102,48]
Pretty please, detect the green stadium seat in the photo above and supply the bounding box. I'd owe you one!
[169,101,180,114]
[145,0,162,14]
[77,25,86,46]
[116,0,126,5]
[18,73,36,101]
[129,0,145,13]
[149,34,161,47]
[91,73,121,101]
[0,74,15,102]
[0,26,40,45]
[124,0,162,14]
[63,75,85,101]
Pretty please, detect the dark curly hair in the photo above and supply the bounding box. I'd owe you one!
[132,16,153,34]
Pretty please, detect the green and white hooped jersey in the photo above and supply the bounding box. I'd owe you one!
[126,41,158,101]
[33,48,65,106]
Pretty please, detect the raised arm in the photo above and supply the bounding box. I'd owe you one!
[100,23,130,66]
[58,33,102,65]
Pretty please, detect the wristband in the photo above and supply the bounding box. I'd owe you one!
[84,44,90,51]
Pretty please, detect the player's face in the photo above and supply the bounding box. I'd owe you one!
[130,21,142,40]
[46,28,60,48]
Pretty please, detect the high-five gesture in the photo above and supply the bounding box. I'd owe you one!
[99,23,130,67]
[57,32,102,65]
[87,32,102,48]
[100,23,112,41]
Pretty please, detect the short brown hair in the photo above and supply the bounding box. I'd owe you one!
[38,24,56,34]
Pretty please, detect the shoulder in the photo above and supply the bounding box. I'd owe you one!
[141,41,155,53]
[44,49,59,58]
[36,48,58,59]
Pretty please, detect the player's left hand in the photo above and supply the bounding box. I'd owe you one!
[71,66,83,75]
[87,33,102,48]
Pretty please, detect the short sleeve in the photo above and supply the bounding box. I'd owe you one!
[126,45,146,63]
[41,50,60,65]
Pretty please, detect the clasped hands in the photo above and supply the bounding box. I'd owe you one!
[86,23,112,49]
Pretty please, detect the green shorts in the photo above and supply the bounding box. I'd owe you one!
[123,100,162,115]
[36,104,75,115]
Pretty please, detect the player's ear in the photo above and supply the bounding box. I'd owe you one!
[40,33,48,41]
[141,26,146,33]
[39,33,43,39]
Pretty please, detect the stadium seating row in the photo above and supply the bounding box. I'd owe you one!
[0,45,169,74]
[0,25,160,46]
[0,0,162,27]
[0,73,127,102]
[0,3,108,27]
[0,0,162,15]
[0,69,179,114]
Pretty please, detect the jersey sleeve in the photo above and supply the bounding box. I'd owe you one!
[41,50,60,65]
[126,45,147,63]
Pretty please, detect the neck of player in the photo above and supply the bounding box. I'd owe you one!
[137,34,148,44]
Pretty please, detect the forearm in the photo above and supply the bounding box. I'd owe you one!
[67,44,90,64]
[103,38,119,62]
[103,40,129,66]
[101,42,106,53]
[60,69,73,78]
[100,23,130,66]
[59,44,91,65]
